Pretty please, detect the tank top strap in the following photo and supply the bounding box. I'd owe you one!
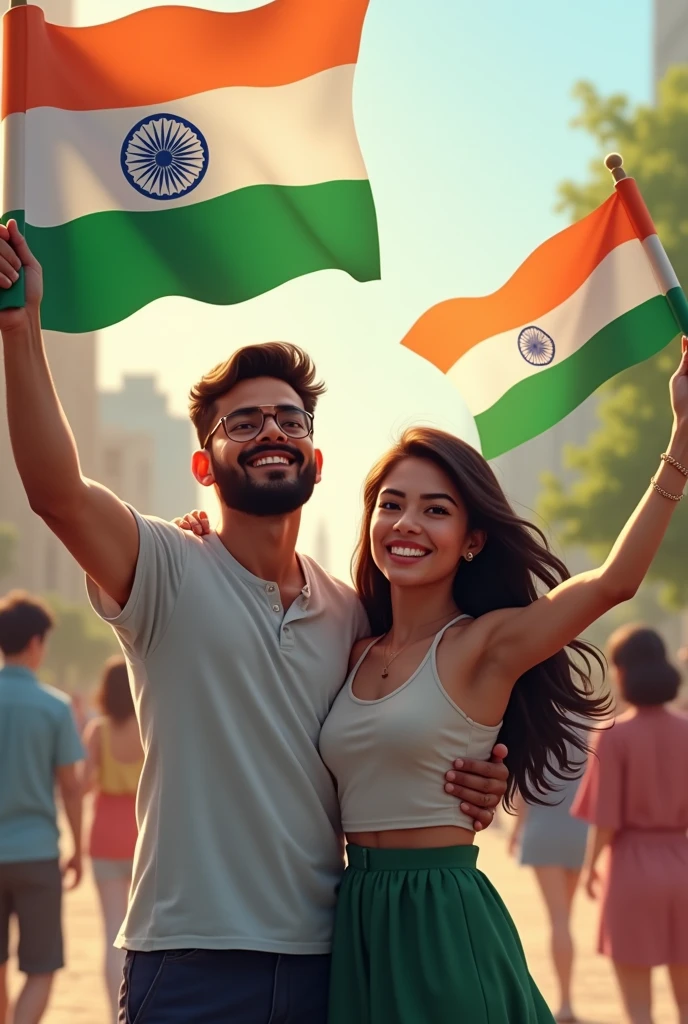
[430,613,471,653]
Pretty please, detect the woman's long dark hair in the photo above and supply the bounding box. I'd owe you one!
[352,427,611,809]
[97,656,135,724]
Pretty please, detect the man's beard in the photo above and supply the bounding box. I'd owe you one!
[210,444,317,517]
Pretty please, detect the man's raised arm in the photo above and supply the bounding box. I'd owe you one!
[0,220,139,607]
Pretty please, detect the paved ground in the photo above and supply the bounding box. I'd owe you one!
[8,824,677,1023]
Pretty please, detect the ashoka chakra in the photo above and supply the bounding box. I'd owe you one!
[518,326,555,366]
[121,113,209,200]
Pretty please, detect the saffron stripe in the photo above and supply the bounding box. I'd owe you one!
[447,239,662,417]
[2,0,370,116]
[401,194,636,373]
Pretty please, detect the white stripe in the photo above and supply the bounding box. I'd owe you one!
[9,66,366,226]
[448,239,662,417]
[642,234,680,294]
[3,111,25,216]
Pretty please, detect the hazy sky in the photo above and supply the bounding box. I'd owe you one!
[60,0,652,579]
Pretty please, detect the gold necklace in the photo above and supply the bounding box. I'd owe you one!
[380,613,458,678]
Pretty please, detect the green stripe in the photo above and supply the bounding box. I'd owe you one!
[666,284,688,336]
[1,180,380,333]
[475,294,679,460]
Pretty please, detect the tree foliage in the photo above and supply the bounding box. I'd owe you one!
[42,594,119,692]
[0,523,17,581]
[539,70,688,608]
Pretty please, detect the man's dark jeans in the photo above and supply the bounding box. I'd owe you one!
[119,948,331,1023]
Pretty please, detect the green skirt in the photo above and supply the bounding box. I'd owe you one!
[328,844,555,1024]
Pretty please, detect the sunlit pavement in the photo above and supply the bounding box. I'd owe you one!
[8,822,675,1023]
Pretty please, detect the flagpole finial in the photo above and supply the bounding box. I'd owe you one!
[605,153,627,182]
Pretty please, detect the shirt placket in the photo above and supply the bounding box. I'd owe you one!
[263,581,310,650]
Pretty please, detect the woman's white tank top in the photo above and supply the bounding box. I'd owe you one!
[319,615,503,835]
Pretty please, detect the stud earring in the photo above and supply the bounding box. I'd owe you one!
[465,552,474,562]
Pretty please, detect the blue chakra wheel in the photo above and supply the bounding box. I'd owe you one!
[517,325,556,366]
[121,113,209,200]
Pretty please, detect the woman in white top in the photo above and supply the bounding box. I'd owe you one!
[178,342,688,1022]
[318,339,688,1024]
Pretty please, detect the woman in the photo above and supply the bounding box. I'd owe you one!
[83,656,143,1022]
[572,625,688,1024]
[508,741,588,1023]
[178,340,688,1021]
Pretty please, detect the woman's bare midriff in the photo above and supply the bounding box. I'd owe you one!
[347,825,475,849]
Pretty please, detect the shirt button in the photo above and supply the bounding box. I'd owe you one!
[272,604,281,613]
[266,584,276,593]
[283,627,291,635]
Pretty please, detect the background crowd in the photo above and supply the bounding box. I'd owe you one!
[1,587,687,1024]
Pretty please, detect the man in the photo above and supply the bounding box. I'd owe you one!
[0,221,507,1022]
[0,591,83,1024]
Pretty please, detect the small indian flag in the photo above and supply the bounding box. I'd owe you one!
[402,166,686,460]
[1,0,380,333]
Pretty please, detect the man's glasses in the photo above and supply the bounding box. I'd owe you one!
[203,405,314,448]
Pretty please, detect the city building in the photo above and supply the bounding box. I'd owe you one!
[1,347,187,602]
[491,395,597,541]
[313,519,332,574]
[0,330,100,603]
[99,426,155,514]
[43,0,73,21]
[0,0,92,603]
[99,374,196,522]
[654,0,688,92]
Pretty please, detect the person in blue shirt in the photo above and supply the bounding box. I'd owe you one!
[0,591,84,1024]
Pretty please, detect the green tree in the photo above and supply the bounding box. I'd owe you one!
[539,69,688,609]
[0,522,17,581]
[42,594,119,693]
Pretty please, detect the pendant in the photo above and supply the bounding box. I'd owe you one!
[381,668,388,678]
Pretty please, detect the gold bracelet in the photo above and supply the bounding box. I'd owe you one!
[651,476,684,502]
[661,452,688,477]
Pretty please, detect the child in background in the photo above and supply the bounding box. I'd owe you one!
[573,626,688,1024]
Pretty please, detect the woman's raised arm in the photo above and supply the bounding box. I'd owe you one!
[484,337,688,683]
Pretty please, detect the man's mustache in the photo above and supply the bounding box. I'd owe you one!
[237,443,304,469]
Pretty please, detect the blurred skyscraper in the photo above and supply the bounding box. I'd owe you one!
[654,0,688,91]
[313,520,332,574]
[0,331,99,602]
[38,0,74,22]
[99,375,196,522]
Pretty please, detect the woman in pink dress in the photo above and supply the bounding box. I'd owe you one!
[572,625,688,1024]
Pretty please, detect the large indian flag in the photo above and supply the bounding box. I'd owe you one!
[402,174,686,460]
[1,0,380,333]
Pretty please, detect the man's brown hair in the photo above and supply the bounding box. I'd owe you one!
[189,342,326,447]
[0,590,54,656]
